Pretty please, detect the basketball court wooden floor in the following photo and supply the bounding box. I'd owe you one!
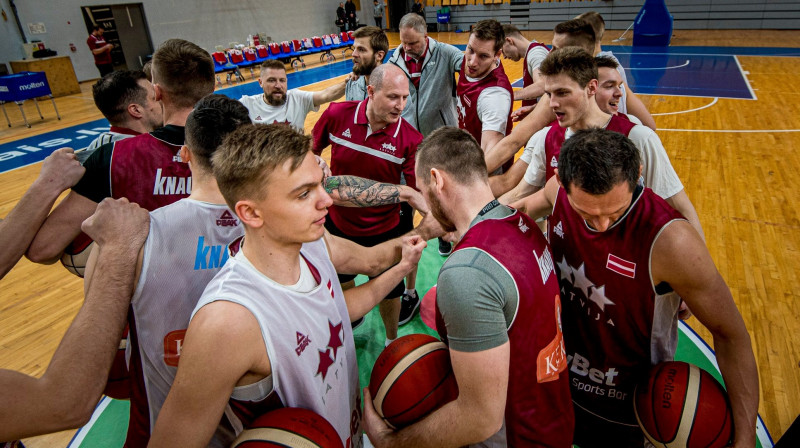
[0,29,798,447]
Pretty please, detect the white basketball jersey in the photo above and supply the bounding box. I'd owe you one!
[192,238,363,448]
[131,198,242,446]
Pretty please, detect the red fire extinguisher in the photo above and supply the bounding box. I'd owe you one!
[69,43,77,52]
[253,34,260,46]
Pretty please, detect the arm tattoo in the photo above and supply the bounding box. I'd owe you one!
[324,175,402,207]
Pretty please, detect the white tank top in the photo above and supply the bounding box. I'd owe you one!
[192,238,363,448]
[131,198,242,446]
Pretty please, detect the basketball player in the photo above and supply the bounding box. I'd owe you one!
[500,24,549,119]
[312,64,422,344]
[363,127,574,448]
[346,26,389,101]
[122,96,428,447]
[457,20,513,157]
[239,59,345,131]
[0,149,83,278]
[562,15,656,131]
[0,197,150,441]
[82,70,163,162]
[511,128,758,448]
[483,17,656,175]
[594,56,642,123]
[149,124,427,447]
[496,48,704,242]
[26,38,215,265]
[389,12,463,258]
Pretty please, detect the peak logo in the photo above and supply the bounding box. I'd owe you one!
[216,210,238,227]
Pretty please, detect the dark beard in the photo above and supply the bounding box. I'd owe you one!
[353,57,377,76]
[264,92,286,107]
[427,190,457,233]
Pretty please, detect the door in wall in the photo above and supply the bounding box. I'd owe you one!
[82,3,153,71]
[388,0,409,30]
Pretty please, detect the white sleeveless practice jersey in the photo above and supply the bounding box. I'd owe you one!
[131,198,242,446]
[192,238,363,448]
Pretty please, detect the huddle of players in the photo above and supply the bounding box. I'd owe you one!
[0,10,759,448]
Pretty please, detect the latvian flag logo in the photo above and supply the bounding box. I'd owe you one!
[606,253,636,278]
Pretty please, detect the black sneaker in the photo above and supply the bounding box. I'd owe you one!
[351,317,364,330]
[438,237,452,256]
[398,292,420,325]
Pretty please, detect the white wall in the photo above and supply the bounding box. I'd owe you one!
[0,0,26,68]
[9,0,344,81]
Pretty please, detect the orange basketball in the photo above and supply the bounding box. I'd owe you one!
[60,233,95,278]
[369,333,458,428]
[231,407,343,448]
[634,361,734,448]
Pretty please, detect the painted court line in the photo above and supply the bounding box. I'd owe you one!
[734,55,759,101]
[626,59,690,70]
[652,97,718,116]
[67,396,112,447]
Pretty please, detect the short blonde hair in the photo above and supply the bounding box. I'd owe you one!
[212,124,310,210]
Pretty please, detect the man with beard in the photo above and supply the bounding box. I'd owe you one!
[346,26,388,101]
[312,64,423,347]
[362,127,574,448]
[239,60,345,132]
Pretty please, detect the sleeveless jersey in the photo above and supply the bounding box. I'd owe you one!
[548,186,685,430]
[456,59,513,146]
[128,199,242,447]
[521,42,550,107]
[192,239,363,448]
[544,115,636,182]
[435,210,574,447]
[109,132,192,210]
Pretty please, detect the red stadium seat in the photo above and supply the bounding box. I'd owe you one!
[331,33,341,45]
[256,45,268,58]
[302,37,313,49]
[228,49,244,64]
[340,31,349,43]
[313,36,323,47]
[348,31,354,40]
[292,39,303,52]
[243,47,257,61]
[281,41,292,53]
[212,51,227,65]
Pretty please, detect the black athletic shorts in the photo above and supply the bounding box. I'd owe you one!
[325,216,406,300]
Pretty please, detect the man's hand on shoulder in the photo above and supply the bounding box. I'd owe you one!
[35,148,85,195]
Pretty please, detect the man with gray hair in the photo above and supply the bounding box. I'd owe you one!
[389,12,464,262]
[312,64,423,346]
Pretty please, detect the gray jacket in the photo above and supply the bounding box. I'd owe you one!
[388,37,463,137]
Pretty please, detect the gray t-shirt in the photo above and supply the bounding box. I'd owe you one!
[436,205,518,353]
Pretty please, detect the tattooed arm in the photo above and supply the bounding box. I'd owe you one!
[324,175,429,214]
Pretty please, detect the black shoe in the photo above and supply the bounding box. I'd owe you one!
[398,292,420,325]
[351,317,364,330]
[438,237,452,256]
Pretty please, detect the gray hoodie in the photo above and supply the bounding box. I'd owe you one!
[388,37,463,137]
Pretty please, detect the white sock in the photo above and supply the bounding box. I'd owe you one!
[385,337,396,347]
[404,289,417,298]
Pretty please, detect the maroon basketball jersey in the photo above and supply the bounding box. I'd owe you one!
[548,186,685,429]
[435,209,574,447]
[544,114,636,182]
[109,132,191,209]
[456,59,513,146]
[521,42,550,107]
